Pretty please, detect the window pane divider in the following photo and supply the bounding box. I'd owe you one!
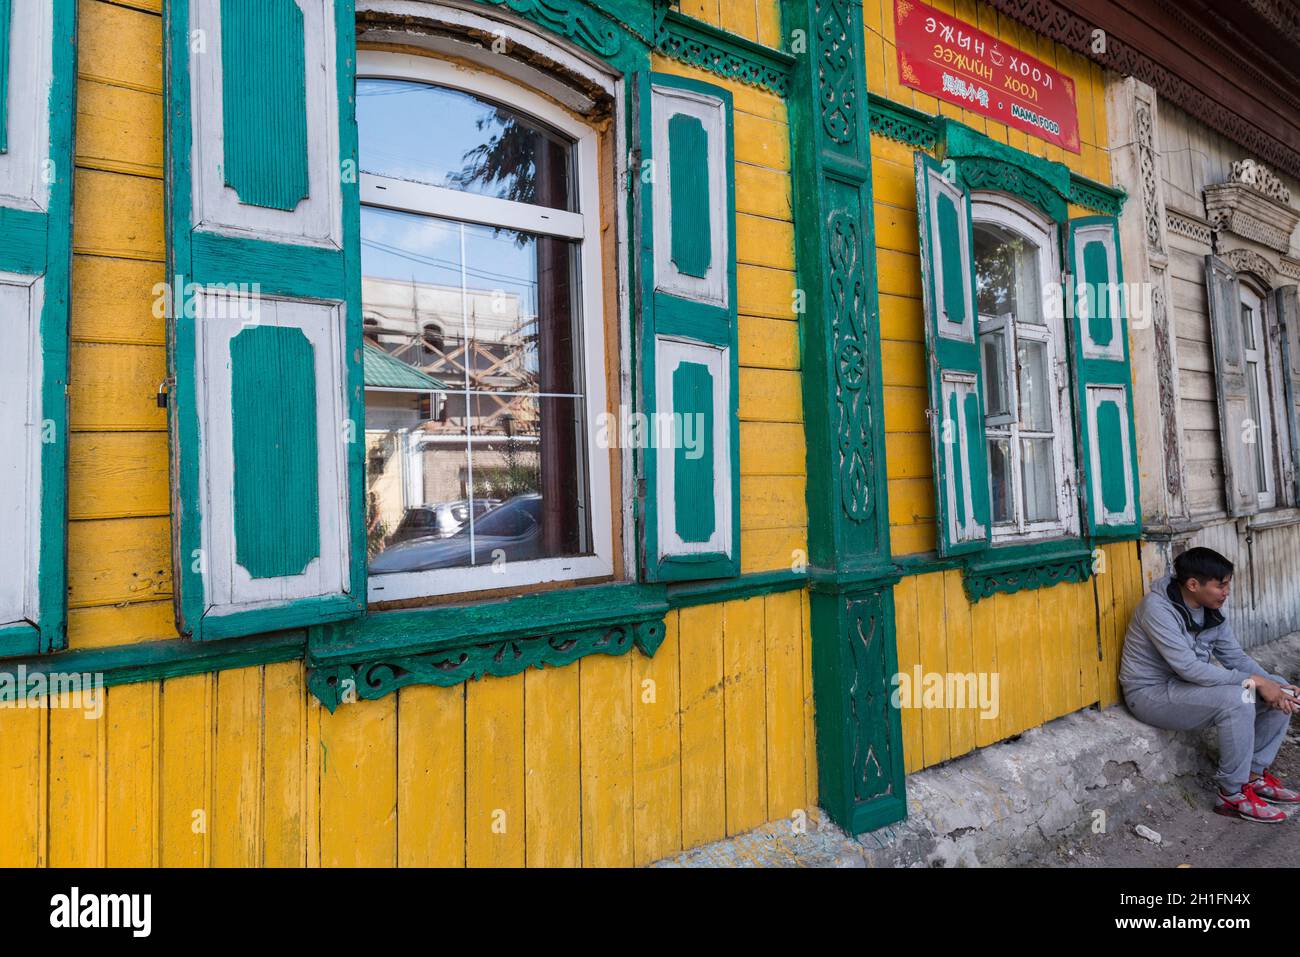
[360,174,585,239]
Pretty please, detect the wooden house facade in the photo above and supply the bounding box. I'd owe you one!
[0,0,1292,865]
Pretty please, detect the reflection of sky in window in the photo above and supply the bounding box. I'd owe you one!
[361,206,540,318]
[357,78,571,210]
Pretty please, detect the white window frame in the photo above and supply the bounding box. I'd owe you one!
[971,194,1079,543]
[1240,282,1278,509]
[358,51,615,603]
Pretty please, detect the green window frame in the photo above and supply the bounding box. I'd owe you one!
[912,119,1142,597]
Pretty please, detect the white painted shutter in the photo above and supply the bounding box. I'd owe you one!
[639,74,739,582]
[913,152,990,556]
[166,0,364,639]
[0,1,75,656]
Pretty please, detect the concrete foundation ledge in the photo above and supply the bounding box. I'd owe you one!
[654,633,1300,868]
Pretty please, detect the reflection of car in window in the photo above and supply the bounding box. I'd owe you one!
[388,498,500,544]
[369,494,543,574]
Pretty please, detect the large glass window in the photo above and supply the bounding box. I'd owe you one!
[972,197,1077,541]
[357,56,613,602]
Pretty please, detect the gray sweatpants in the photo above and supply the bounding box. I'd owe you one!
[1124,675,1293,794]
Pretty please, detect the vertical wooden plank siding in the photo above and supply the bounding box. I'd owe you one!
[763,591,807,822]
[464,675,525,868]
[319,693,398,867]
[678,602,728,847]
[262,661,307,867]
[212,666,262,867]
[889,555,1143,774]
[159,674,210,867]
[105,682,156,866]
[397,684,466,868]
[48,690,104,866]
[723,597,768,835]
[0,701,44,867]
[579,652,635,867]
[631,610,683,866]
[8,594,806,867]
[524,665,582,868]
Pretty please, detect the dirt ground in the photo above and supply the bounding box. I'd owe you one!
[1048,723,1300,867]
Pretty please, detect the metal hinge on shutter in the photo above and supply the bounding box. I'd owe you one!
[626,147,641,195]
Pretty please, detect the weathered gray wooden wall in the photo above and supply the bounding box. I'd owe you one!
[1113,80,1300,650]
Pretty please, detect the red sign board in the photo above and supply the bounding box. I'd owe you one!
[894,0,1081,153]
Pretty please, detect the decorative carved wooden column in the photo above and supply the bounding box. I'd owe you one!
[1108,76,1184,586]
[784,0,906,833]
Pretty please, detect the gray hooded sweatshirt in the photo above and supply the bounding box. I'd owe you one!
[1118,574,1268,697]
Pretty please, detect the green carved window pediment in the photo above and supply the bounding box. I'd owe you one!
[306,582,671,710]
[960,539,1096,601]
[940,119,1072,222]
[892,539,1101,601]
[866,96,1126,218]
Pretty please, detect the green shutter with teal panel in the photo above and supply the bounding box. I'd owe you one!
[0,0,76,656]
[914,152,990,555]
[165,0,365,640]
[1067,216,1141,537]
[639,73,739,582]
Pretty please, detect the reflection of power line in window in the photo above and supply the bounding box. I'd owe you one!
[361,237,537,294]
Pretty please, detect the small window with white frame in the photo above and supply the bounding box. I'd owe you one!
[356,52,617,604]
[971,194,1079,542]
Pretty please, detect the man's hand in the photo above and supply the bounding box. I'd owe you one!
[1251,676,1300,714]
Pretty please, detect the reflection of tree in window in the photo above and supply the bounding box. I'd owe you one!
[974,225,1030,317]
[450,108,572,213]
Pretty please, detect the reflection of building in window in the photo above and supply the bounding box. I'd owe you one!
[361,273,549,557]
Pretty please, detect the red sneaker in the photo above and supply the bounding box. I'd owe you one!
[1214,782,1289,823]
[1251,771,1300,806]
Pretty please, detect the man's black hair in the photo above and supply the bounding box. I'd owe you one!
[1173,546,1234,584]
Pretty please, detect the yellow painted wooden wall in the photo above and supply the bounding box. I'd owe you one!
[866,0,1144,769]
[0,594,816,867]
[0,0,817,867]
[677,0,783,47]
[893,541,1142,773]
[68,0,177,652]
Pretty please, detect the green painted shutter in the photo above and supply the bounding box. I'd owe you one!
[914,152,990,555]
[1066,216,1141,536]
[0,1,76,656]
[166,0,365,640]
[1275,286,1300,506]
[639,74,739,582]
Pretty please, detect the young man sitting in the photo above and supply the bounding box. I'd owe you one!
[1120,546,1300,823]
